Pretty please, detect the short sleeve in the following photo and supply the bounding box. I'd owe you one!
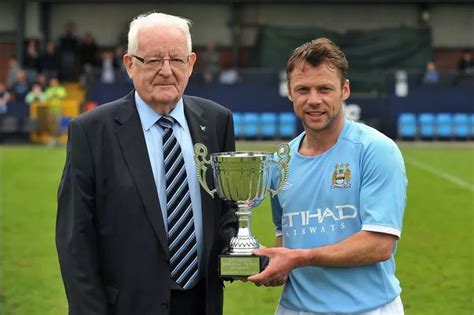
[359,138,407,238]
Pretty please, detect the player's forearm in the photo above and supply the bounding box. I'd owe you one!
[293,231,397,268]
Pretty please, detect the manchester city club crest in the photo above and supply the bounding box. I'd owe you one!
[331,163,351,188]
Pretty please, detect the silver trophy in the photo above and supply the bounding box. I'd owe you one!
[194,143,290,278]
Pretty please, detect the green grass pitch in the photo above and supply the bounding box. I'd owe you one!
[0,142,472,315]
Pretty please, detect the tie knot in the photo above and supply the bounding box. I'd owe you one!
[158,116,174,129]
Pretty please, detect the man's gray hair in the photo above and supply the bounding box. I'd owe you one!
[127,12,192,54]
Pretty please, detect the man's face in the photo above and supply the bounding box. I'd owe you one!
[288,62,350,134]
[124,25,196,114]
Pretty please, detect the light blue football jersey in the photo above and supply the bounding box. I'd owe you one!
[271,119,407,313]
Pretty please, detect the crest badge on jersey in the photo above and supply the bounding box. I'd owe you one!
[331,163,351,189]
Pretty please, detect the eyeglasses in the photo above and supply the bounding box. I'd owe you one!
[131,54,190,70]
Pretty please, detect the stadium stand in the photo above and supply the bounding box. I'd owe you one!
[0,4,473,143]
[279,112,298,139]
[470,114,474,138]
[436,113,453,139]
[232,112,242,139]
[418,113,436,139]
[260,112,278,139]
[453,113,469,139]
[397,113,417,139]
[242,112,259,139]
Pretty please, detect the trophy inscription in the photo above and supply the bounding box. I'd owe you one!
[194,143,290,278]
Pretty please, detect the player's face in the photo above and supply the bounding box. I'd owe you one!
[124,26,196,114]
[288,62,350,134]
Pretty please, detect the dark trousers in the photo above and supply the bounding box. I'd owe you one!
[170,279,206,315]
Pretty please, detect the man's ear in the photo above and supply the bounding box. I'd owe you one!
[123,54,133,79]
[188,52,197,68]
[342,79,350,101]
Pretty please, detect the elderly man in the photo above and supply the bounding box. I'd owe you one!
[56,12,237,315]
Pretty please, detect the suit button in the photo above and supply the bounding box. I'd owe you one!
[161,302,169,309]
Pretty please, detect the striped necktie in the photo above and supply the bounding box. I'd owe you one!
[158,115,199,289]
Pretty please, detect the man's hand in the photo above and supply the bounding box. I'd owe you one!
[247,246,301,287]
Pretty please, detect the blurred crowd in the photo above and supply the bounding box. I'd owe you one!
[2,20,473,115]
[422,51,474,85]
[2,21,129,110]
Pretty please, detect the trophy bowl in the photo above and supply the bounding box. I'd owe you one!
[194,143,290,278]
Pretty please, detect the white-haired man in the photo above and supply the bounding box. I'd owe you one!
[56,12,237,315]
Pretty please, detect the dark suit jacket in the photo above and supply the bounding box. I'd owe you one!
[56,91,237,315]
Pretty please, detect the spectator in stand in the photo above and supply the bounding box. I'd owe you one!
[200,39,220,83]
[23,38,41,83]
[44,77,67,101]
[6,55,21,89]
[35,73,48,90]
[458,51,474,75]
[44,77,67,144]
[218,54,239,85]
[79,32,99,73]
[9,70,30,131]
[114,45,128,82]
[99,49,117,83]
[41,41,60,81]
[25,83,46,135]
[58,21,79,81]
[0,82,11,114]
[422,60,439,84]
[219,66,239,85]
[11,70,30,102]
[25,83,47,104]
[453,51,474,86]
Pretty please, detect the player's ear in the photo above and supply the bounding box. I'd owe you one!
[341,79,350,101]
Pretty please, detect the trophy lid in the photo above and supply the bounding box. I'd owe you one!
[211,151,273,162]
[211,151,271,157]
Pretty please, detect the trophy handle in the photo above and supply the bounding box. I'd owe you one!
[193,143,216,197]
[269,143,291,197]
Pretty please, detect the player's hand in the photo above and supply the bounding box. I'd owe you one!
[247,246,298,287]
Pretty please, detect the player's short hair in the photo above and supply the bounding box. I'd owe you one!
[286,37,348,86]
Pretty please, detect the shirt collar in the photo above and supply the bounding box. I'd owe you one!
[135,91,186,131]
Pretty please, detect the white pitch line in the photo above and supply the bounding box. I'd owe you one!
[406,158,474,193]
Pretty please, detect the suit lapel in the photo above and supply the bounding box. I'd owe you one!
[183,96,209,146]
[183,97,214,255]
[115,93,169,257]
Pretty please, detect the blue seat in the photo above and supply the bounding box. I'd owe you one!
[233,112,242,138]
[242,112,259,139]
[453,113,469,139]
[260,112,277,139]
[436,113,452,139]
[279,112,297,139]
[418,113,435,139]
[470,114,474,138]
[397,113,417,139]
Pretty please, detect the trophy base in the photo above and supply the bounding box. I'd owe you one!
[218,255,267,279]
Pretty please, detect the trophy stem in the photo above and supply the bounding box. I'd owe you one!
[228,204,259,255]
